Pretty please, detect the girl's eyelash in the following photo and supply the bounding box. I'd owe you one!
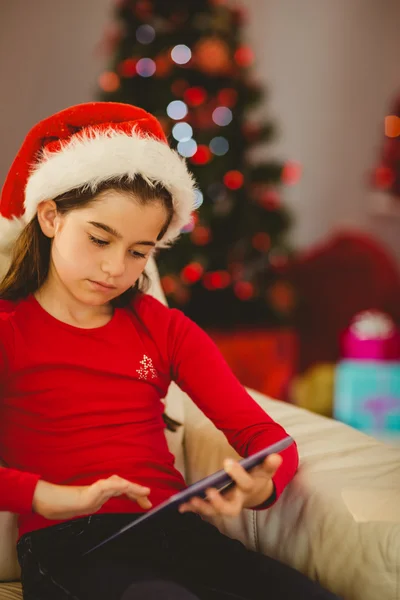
[89,234,108,246]
[88,235,147,259]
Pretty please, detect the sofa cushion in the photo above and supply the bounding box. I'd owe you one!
[0,582,21,600]
[182,388,400,600]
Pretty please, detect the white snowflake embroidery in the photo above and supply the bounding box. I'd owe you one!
[136,354,158,380]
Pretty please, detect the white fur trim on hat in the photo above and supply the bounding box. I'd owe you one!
[23,126,197,248]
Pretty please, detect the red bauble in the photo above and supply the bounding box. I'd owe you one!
[385,115,400,138]
[171,79,190,97]
[190,145,212,165]
[223,170,244,190]
[154,54,172,78]
[217,88,238,107]
[184,87,207,107]
[234,46,254,68]
[161,275,178,295]
[252,232,271,252]
[203,271,231,290]
[373,165,395,189]
[281,161,302,185]
[118,58,137,78]
[259,188,280,210]
[267,281,295,313]
[194,37,231,76]
[98,72,120,92]
[181,262,204,284]
[234,281,254,301]
[191,226,212,246]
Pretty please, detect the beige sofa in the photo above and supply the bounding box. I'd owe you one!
[1,259,399,600]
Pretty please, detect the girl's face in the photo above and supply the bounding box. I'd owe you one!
[39,190,168,306]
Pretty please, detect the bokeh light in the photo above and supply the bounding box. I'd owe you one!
[209,136,229,156]
[281,161,302,185]
[167,100,188,120]
[181,262,204,284]
[193,189,204,209]
[191,145,212,165]
[136,58,156,77]
[172,122,193,142]
[177,139,198,157]
[98,72,120,92]
[212,106,233,126]
[136,24,156,44]
[234,281,255,301]
[171,44,192,65]
[223,170,244,190]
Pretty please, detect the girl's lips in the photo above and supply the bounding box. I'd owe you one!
[88,280,117,291]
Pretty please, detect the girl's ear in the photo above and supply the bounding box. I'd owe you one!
[36,200,59,238]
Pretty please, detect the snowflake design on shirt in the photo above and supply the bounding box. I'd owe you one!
[136,354,158,380]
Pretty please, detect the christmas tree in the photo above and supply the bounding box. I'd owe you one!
[97,0,299,329]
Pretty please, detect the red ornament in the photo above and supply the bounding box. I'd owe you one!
[281,161,302,185]
[203,271,231,290]
[173,287,191,305]
[98,72,120,93]
[267,281,295,313]
[191,226,212,246]
[134,0,153,20]
[161,275,178,295]
[242,122,261,141]
[385,115,400,138]
[190,145,212,165]
[217,88,238,107]
[181,262,204,284]
[234,281,254,301]
[234,46,254,68]
[171,79,190,97]
[194,38,231,76]
[252,232,271,252]
[154,54,172,78]
[223,170,244,190]
[184,87,208,107]
[118,58,138,78]
[259,188,280,210]
[269,253,289,268]
[373,165,395,189]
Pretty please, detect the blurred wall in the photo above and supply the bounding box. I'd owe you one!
[0,0,399,261]
[246,0,400,261]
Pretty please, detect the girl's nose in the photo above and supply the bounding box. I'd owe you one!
[101,250,126,278]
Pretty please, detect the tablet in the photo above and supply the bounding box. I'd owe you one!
[83,435,294,555]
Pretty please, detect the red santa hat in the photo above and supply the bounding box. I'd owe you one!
[0,101,197,258]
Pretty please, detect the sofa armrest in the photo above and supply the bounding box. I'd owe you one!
[182,389,400,600]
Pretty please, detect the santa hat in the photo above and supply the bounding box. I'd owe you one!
[0,101,197,259]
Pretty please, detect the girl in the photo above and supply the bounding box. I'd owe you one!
[0,102,340,600]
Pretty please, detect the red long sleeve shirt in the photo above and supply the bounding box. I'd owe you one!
[0,292,298,539]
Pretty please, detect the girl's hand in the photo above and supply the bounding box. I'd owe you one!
[178,453,283,518]
[32,475,152,520]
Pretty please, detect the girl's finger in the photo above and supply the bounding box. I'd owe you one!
[206,488,244,516]
[179,497,216,516]
[258,454,283,476]
[223,459,255,493]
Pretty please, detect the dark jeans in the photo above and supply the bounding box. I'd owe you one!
[17,511,342,600]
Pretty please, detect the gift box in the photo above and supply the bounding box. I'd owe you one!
[333,311,400,443]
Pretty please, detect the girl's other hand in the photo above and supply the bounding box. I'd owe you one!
[32,475,152,520]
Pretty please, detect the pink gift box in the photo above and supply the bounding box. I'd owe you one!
[340,329,400,361]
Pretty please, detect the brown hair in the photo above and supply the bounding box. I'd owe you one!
[0,175,174,305]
